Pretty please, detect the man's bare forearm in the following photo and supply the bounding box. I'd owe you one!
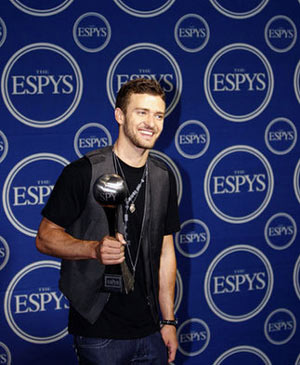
[36,217,126,265]
[159,234,177,320]
[36,217,99,260]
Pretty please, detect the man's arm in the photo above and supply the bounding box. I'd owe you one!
[36,217,125,264]
[159,234,178,363]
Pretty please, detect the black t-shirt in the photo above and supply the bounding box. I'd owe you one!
[42,155,180,339]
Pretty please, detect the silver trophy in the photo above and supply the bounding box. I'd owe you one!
[93,174,134,294]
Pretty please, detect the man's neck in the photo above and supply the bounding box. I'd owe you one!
[113,140,149,167]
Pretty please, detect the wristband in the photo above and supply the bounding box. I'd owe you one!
[160,319,178,327]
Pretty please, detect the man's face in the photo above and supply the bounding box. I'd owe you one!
[121,93,166,150]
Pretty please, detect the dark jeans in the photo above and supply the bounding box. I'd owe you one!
[73,331,168,364]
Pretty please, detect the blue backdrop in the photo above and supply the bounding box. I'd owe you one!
[0,1,300,364]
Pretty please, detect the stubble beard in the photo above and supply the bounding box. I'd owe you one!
[123,118,159,150]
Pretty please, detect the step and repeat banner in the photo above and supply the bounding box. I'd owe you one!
[0,1,300,364]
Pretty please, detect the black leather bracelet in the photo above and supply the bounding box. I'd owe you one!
[160,319,178,327]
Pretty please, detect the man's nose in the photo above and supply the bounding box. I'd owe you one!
[145,113,155,127]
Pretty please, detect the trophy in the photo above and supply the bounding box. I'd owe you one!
[93,174,134,294]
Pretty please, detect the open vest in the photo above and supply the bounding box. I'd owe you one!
[59,146,170,324]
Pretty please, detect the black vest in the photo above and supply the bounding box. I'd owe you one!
[59,146,170,324]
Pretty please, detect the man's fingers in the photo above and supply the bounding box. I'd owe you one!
[102,236,124,249]
[101,254,125,263]
[96,235,126,264]
[115,232,126,244]
[168,346,176,363]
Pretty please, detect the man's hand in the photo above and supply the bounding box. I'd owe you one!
[161,325,178,363]
[95,232,126,265]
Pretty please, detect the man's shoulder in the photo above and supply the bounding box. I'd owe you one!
[85,146,113,165]
[148,152,169,172]
[66,156,91,173]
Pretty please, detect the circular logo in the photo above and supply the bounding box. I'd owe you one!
[0,130,9,163]
[293,255,300,301]
[213,346,271,364]
[174,14,210,53]
[175,120,210,159]
[296,353,300,365]
[265,117,297,155]
[74,123,112,157]
[204,145,274,224]
[264,308,297,345]
[294,60,300,104]
[106,43,182,117]
[73,13,111,53]
[4,260,69,344]
[175,269,183,314]
[9,0,74,16]
[1,43,83,128]
[204,43,274,122]
[177,318,210,357]
[150,149,182,204]
[0,17,7,47]
[294,159,300,204]
[204,245,273,322]
[264,213,297,250]
[113,0,175,17]
[265,16,297,53]
[209,0,269,19]
[175,219,210,258]
[0,342,11,365]
[2,153,69,237]
[0,236,10,271]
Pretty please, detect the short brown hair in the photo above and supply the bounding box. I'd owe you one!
[115,78,165,113]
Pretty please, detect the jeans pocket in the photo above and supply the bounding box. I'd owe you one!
[75,336,112,349]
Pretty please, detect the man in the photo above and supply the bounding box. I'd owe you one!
[36,78,180,364]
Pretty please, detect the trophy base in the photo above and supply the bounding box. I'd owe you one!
[102,274,124,293]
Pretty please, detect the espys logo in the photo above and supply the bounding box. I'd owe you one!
[294,159,300,204]
[10,0,74,16]
[150,149,182,204]
[204,43,273,122]
[265,16,297,53]
[213,346,271,365]
[294,60,300,104]
[0,130,9,163]
[1,43,83,128]
[113,0,175,17]
[265,117,297,155]
[177,318,210,357]
[209,0,269,19]
[264,213,297,250]
[175,270,183,314]
[204,145,273,224]
[0,236,10,271]
[0,17,7,47]
[2,153,69,237]
[174,14,210,53]
[175,219,210,258]
[106,43,182,117]
[264,308,296,345]
[175,120,210,159]
[73,13,111,53]
[74,123,112,157]
[293,255,300,301]
[204,245,273,322]
[4,261,69,344]
[0,342,11,365]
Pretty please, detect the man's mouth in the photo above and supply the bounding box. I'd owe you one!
[139,129,154,137]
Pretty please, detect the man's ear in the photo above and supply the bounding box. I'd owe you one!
[115,107,125,125]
